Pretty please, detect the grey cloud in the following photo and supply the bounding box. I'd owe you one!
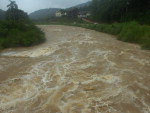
[0,0,90,13]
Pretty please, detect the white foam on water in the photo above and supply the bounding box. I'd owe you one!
[0,26,150,113]
[0,45,60,58]
[52,29,62,32]
[130,56,150,65]
[1,51,17,56]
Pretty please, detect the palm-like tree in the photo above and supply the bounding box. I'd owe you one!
[7,0,18,9]
[6,0,28,22]
[6,0,18,21]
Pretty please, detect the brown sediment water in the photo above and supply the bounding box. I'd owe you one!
[0,25,150,113]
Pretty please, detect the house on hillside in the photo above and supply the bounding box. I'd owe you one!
[78,11,90,18]
[55,10,67,17]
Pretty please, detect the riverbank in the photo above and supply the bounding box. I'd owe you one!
[36,19,150,50]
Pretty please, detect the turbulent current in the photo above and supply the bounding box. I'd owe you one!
[0,25,150,113]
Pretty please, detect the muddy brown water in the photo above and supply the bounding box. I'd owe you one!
[0,25,150,113]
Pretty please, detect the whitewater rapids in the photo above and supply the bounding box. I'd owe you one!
[0,25,150,113]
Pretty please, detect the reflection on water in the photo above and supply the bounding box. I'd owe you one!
[0,25,150,113]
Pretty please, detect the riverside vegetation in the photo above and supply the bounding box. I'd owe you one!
[33,0,150,50]
[0,0,45,50]
[36,19,150,50]
[89,0,150,50]
[72,22,150,50]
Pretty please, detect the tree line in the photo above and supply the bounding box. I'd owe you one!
[91,0,150,24]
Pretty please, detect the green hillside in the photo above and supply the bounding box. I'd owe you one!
[68,1,91,9]
[29,1,92,20]
[29,8,60,20]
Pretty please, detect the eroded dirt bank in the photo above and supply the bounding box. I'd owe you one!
[0,25,150,113]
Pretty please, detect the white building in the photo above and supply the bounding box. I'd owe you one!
[55,11,67,17]
[55,11,62,17]
[78,12,91,18]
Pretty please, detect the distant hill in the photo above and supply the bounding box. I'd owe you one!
[68,1,91,9]
[66,1,92,13]
[29,8,60,20]
[0,9,5,20]
[29,1,91,20]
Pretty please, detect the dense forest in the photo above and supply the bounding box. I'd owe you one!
[91,0,150,24]
[0,9,5,20]
[0,0,45,50]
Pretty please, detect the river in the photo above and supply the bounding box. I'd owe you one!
[0,25,150,113]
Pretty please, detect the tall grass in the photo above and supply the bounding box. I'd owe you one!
[118,22,150,49]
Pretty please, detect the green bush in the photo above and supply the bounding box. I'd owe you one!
[140,26,150,49]
[118,22,142,43]
[0,21,45,50]
[118,22,150,49]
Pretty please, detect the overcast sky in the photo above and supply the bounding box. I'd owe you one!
[0,0,90,13]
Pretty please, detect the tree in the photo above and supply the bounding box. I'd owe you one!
[91,0,150,24]
[6,0,29,22]
[0,10,5,20]
[7,0,18,9]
